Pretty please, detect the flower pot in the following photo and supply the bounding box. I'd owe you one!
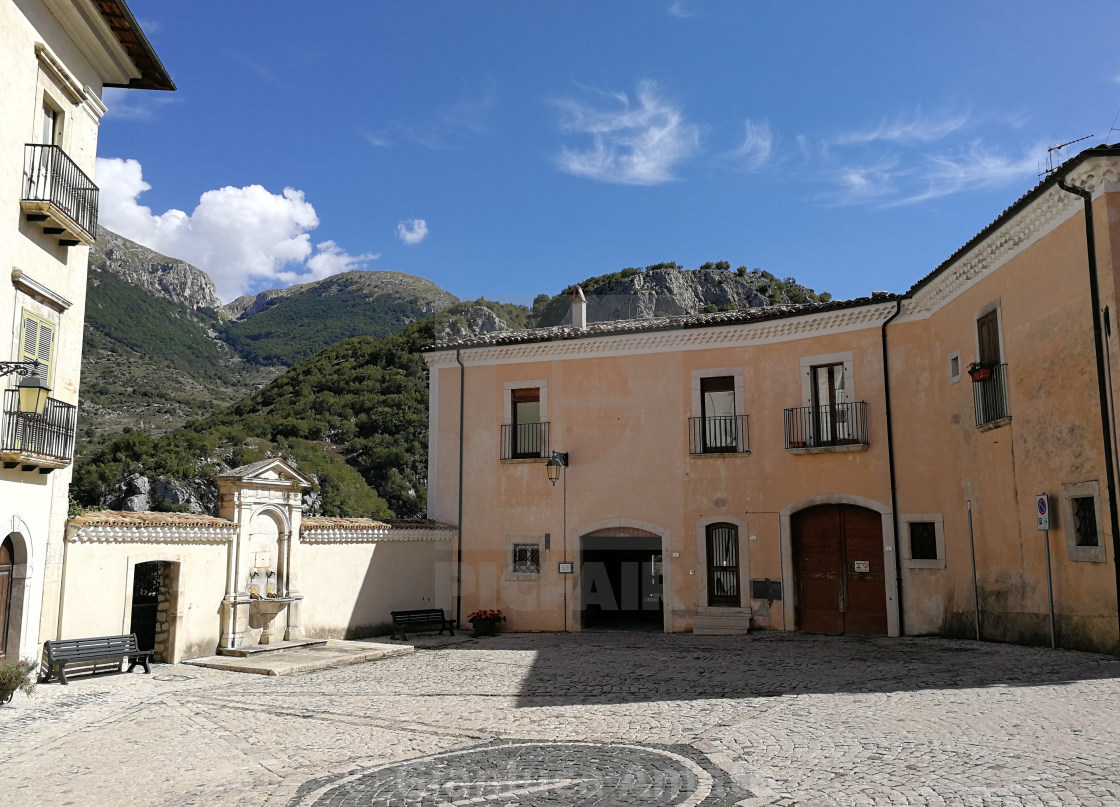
[0,687,15,706]
[471,621,497,637]
[969,368,992,381]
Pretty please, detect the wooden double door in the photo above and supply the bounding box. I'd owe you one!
[792,504,887,635]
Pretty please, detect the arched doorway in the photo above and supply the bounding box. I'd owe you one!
[792,504,887,635]
[1,536,13,659]
[579,527,663,631]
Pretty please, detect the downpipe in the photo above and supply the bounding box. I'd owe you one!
[880,298,905,636]
[455,349,465,629]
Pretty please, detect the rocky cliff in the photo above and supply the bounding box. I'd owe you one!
[91,226,224,311]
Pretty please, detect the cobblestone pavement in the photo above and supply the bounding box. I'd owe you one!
[4,632,1120,806]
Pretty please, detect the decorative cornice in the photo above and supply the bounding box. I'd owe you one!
[81,85,108,120]
[11,269,72,312]
[425,301,898,368]
[300,523,456,544]
[35,42,86,104]
[68,524,235,544]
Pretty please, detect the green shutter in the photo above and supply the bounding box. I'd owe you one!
[19,310,53,384]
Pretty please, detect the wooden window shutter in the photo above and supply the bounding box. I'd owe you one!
[19,310,53,383]
[977,311,1000,366]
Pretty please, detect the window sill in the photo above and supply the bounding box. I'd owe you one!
[786,443,869,455]
[689,450,751,457]
[901,558,946,570]
[499,457,549,463]
[977,416,1011,432]
[1067,546,1106,563]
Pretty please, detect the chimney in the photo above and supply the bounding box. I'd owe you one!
[571,286,587,330]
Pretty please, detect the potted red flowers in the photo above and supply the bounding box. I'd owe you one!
[967,361,993,381]
[466,609,505,637]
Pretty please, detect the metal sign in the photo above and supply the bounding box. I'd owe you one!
[1036,493,1050,531]
[853,560,870,573]
[557,562,574,574]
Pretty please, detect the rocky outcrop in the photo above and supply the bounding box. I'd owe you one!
[107,472,211,514]
[535,265,827,326]
[436,305,509,341]
[91,227,224,311]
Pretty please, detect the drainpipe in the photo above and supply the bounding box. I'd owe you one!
[881,298,905,636]
[455,349,465,629]
[1058,179,1120,650]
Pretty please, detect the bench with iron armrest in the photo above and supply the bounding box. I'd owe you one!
[390,608,455,641]
[40,634,153,685]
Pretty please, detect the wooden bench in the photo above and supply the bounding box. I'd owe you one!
[390,609,454,641]
[40,634,153,685]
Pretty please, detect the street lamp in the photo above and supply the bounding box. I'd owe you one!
[545,451,568,486]
[0,361,51,415]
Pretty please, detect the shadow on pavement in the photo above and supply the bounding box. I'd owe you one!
[430,630,1120,707]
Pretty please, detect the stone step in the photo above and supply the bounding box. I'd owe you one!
[693,609,752,636]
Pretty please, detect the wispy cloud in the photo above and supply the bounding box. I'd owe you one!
[396,219,429,245]
[834,109,969,146]
[667,1,695,18]
[372,78,496,150]
[729,119,773,170]
[95,157,378,300]
[889,142,1041,206]
[101,87,178,120]
[553,80,701,185]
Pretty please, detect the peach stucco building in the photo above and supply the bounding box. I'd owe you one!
[424,146,1120,654]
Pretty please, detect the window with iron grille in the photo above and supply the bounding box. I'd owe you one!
[909,522,938,560]
[512,544,540,574]
[1072,497,1099,547]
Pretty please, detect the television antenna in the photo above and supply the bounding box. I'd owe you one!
[1041,134,1094,177]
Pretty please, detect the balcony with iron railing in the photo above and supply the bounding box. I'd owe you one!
[688,414,750,455]
[20,144,99,246]
[972,363,1010,429]
[500,421,550,460]
[1,389,77,472]
[784,401,870,453]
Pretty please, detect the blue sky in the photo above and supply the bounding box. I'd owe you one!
[95,1,1120,305]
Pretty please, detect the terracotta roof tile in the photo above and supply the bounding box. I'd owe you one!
[424,295,897,352]
[69,510,235,529]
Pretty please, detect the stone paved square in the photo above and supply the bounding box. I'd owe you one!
[3,632,1120,806]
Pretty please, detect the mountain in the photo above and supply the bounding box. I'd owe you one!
[79,229,466,448]
[219,270,460,365]
[528,262,831,327]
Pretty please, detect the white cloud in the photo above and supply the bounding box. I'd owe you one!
[553,80,701,185]
[730,119,773,170]
[95,157,377,301]
[101,87,177,120]
[835,109,969,146]
[396,219,429,245]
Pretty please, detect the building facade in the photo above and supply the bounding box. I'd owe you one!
[425,147,1120,654]
[0,0,172,659]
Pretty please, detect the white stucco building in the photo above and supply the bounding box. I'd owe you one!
[0,0,173,660]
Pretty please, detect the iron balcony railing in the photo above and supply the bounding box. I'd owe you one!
[500,421,550,460]
[688,414,749,454]
[1,390,77,464]
[784,401,869,449]
[22,144,99,240]
[972,363,1010,427]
